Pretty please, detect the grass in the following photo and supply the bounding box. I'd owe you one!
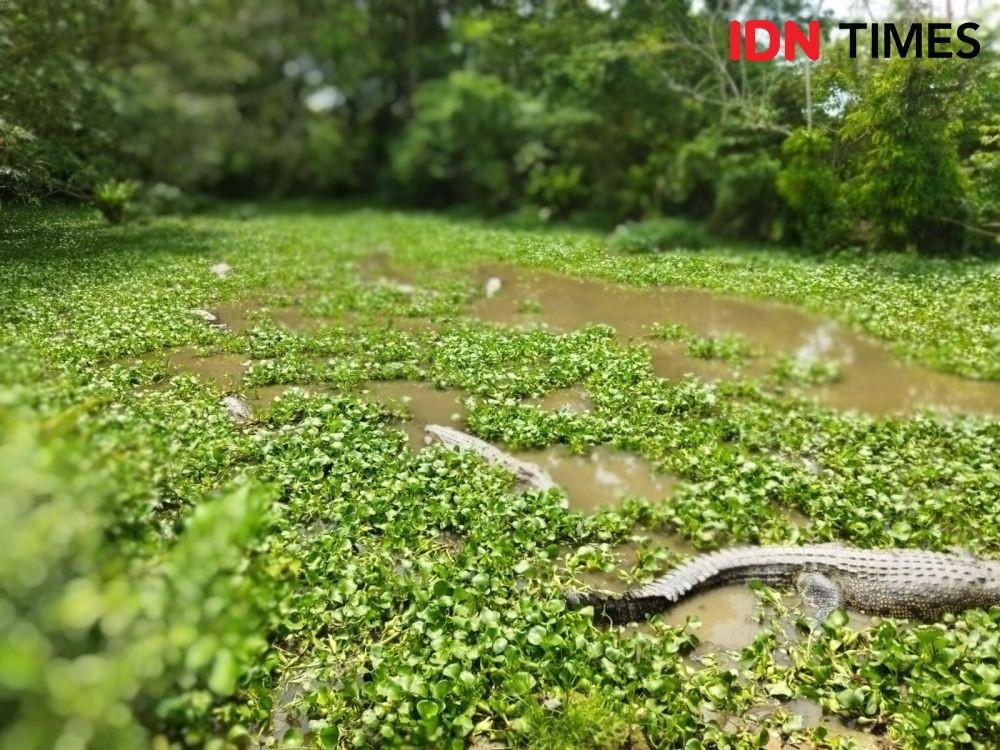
[1,205,999,749]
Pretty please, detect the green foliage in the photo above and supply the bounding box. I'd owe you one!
[967,115,1000,249]
[0,409,275,748]
[391,72,538,211]
[138,183,194,217]
[609,218,712,253]
[0,0,140,201]
[711,150,785,241]
[776,129,848,249]
[94,179,138,224]
[685,333,756,364]
[840,58,967,252]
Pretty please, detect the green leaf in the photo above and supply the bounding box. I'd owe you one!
[208,649,237,695]
[417,699,439,719]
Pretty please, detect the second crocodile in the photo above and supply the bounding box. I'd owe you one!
[568,543,1000,623]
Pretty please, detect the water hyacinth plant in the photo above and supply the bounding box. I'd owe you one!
[0,206,997,748]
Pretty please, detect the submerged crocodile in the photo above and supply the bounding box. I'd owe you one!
[569,544,1000,624]
[425,424,556,491]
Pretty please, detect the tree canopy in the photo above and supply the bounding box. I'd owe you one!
[1,0,997,252]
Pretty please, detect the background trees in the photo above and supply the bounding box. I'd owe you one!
[1,0,996,252]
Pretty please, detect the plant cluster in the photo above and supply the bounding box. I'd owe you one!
[2,3,997,252]
[1,207,998,748]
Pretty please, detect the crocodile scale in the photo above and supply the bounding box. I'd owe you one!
[569,544,1000,624]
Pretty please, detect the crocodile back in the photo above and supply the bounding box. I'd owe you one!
[593,544,1000,621]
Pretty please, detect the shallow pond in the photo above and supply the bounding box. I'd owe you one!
[360,380,467,450]
[470,266,1000,416]
[516,445,676,512]
[527,386,592,413]
[159,348,249,387]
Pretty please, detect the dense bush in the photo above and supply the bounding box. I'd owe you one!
[1,2,997,251]
[609,217,712,253]
[841,58,967,252]
[0,410,276,747]
[390,72,539,211]
[776,129,848,250]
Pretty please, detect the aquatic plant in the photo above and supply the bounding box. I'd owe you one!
[0,206,997,748]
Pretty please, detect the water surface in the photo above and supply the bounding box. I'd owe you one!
[471,266,1000,416]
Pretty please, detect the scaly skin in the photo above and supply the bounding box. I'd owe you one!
[425,424,555,491]
[569,544,1000,624]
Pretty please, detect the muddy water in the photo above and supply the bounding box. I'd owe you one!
[471,266,1000,416]
[646,340,751,382]
[517,445,675,512]
[528,386,592,413]
[212,300,332,333]
[662,586,768,651]
[360,380,467,450]
[159,348,249,387]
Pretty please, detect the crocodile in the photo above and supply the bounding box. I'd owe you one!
[568,544,1000,624]
[425,424,556,491]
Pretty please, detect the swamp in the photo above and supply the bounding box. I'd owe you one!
[2,206,998,749]
[3,1,999,746]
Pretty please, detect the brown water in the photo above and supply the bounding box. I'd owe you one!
[160,348,249,387]
[517,445,676,512]
[360,380,467,450]
[528,387,592,413]
[212,300,331,333]
[646,340,749,382]
[470,266,1000,416]
[662,586,769,651]
[782,506,812,531]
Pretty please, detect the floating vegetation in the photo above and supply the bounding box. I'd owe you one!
[1,207,998,748]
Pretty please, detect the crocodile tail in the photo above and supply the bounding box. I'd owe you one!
[566,591,670,625]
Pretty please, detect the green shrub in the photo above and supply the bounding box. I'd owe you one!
[710,151,784,241]
[772,355,842,385]
[685,333,755,363]
[390,72,539,211]
[609,218,712,253]
[94,179,139,224]
[0,411,275,747]
[777,129,849,249]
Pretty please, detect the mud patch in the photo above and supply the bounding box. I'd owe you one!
[517,445,675,512]
[212,299,332,333]
[470,266,1000,416]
